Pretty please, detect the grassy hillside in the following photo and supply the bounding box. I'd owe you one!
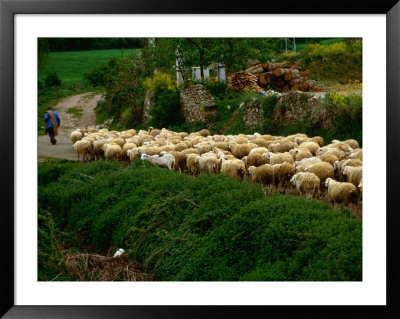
[38,48,141,85]
[38,159,362,281]
[295,38,347,52]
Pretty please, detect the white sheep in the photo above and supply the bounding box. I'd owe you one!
[70,130,83,144]
[196,153,219,174]
[73,139,93,162]
[290,172,321,198]
[140,153,175,171]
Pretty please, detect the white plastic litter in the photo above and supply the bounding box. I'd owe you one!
[113,248,125,258]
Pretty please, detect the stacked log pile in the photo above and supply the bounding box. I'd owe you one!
[228,60,316,93]
[227,71,263,93]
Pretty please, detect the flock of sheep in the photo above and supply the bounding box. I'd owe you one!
[70,127,363,217]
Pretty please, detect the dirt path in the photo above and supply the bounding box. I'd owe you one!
[38,92,104,161]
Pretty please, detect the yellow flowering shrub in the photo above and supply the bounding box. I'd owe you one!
[143,72,176,92]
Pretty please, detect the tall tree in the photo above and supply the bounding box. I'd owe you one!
[182,38,216,81]
[211,38,256,76]
[38,38,49,70]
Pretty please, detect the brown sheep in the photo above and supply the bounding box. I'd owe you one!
[295,148,313,161]
[342,166,362,187]
[248,165,274,187]
[298,141,320,156]
[220,159,247,182]
[229,143,258,159]
[325,178,358,211]
[304,161,335,186]
[186,153,200,175]
[272,161,295,190]
[198,129,211,137]
[268,141,298,153]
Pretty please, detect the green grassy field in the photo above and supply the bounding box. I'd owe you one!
[38,48,141,85]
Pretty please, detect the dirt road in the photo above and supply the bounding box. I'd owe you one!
[38,92,104,161]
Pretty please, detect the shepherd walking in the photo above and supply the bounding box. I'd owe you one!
[44,107,61,145]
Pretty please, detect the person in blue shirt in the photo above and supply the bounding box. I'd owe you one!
[44,107,61,145]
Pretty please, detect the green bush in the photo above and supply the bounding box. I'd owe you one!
[149,85,183,128]
[38,160,362,281]
[38,206,70,280]
[262,95,276,118]
[44,71,62,87]
[83,56,120,87]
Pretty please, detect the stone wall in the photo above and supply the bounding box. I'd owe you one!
[273,91,320,125]
[243,103,264,128]
[242,91,321,128]
[179,84,217,122]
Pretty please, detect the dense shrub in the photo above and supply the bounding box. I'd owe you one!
[39,160,362,281]
[44,71,62,87]
[143,72,176,92]
[83,56,120,87]
[148,85,183,128]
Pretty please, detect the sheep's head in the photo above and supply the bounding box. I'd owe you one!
[127,150,131,157]
[140,154,148,160]
[266,153,272,160]
[195,156,200,163]
[290,175,296,186]
[345,148,353,156]
[342,166,349,175]
[333,161,339,170]
[248,166,255,176]
[325,178,332,187]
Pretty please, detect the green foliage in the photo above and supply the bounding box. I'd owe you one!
[262,95,276,118]
[38,160,362,281]
[38,206,70,280]
[149,85,182,128]
[201,80,230,100]
[279,39,362,82]
[38,38,50,70]
[44,72,62,87]
[83,56,120,87]
[101,55,151,127]
[46,38,143,52]
[168,120,206,134]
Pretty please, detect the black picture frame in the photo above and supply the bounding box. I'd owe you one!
[1,0,399,318]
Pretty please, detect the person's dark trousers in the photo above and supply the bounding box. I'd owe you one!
[47,127,57,145]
